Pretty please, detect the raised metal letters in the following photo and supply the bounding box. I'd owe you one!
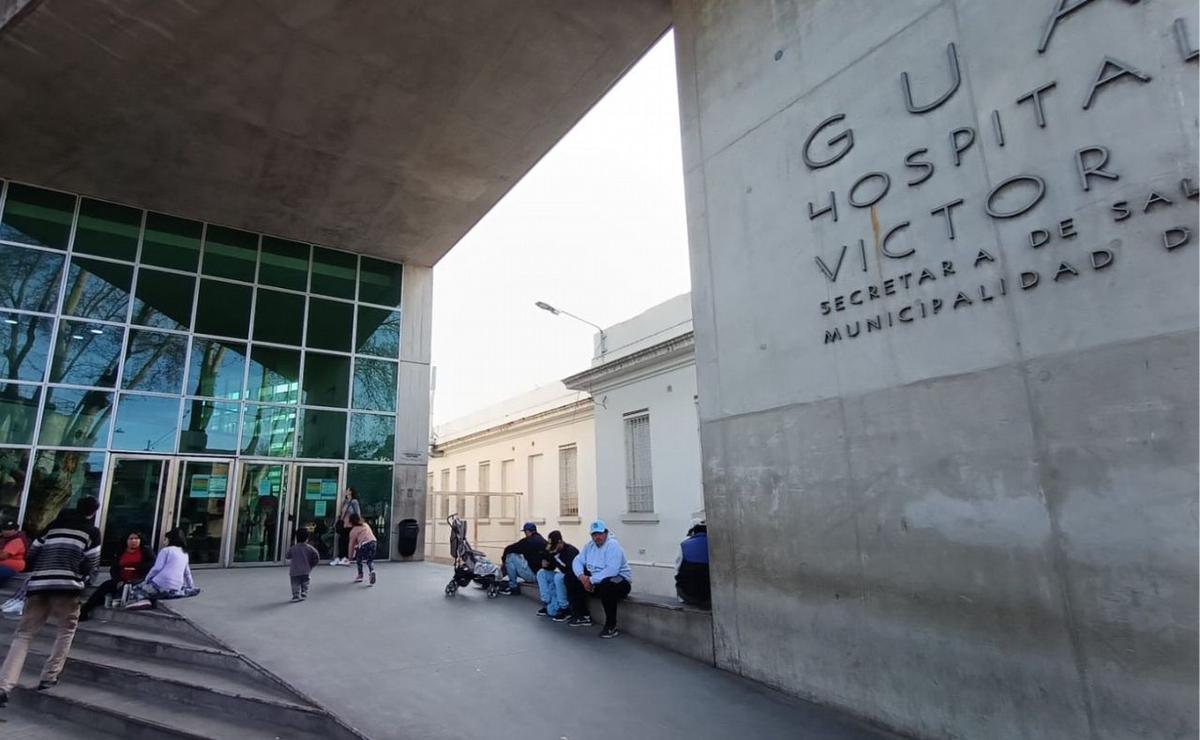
[880,221,914,259]
[848,172,891,208]
[1075,145,1119,191]
[1175,18,1199,62]
[900,43,960,114]
[950,127,975,167]
[1039,0,1140,54]
[985,175,1046,219]
[1017,81,1057,128]
[930,199,965,239]
[1082,57,1151,110]
[803,114,854,169]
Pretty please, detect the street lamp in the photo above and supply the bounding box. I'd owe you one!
[535,301,607,356]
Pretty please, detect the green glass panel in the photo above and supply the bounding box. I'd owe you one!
[355,306,399,358]
[74,198,141,261]
[310,247,356,299]
[24,450,104,536]
[299,408,346,459]
[0,244,64,314]
[233,462,287,563]
[202,226,258,282]
[187,338,247,400]
[179,399,240,454]
[347,463,392,555]
[295,465,338,559]
[358,257,402,307]
[141,212,201,272]
[241,404,297,457]
[259,237,309,291]
[102,458,165,565]
[38,386,114,448]
[0,184,75,250]
[194,279,251,338]
[0,448,31,524]
[0,383,40,445]
[62,257,132,322]
[112,394,179,452]
[174,459,230,564]
[131,269,194,331]
[247,346,299,404]
[349,413,394,462]
[122,329,187,394]
[0,312,52,382]
[302,352,349,408]
[307,298,353,352]
[49,320,125,387]
[352,358,396,412]
[253,289,304,346]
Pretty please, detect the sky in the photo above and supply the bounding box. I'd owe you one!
[429,31,692,426]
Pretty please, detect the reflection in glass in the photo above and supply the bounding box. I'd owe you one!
[302,352,349,408]
[352,358,396,412]
[348,463,392,556]
[142,212,201,272]
[235,463,287,563]
[247,346,299,404]
[307,298,353,352]
[112,394,180,452]
[358,257,402,307]
[62,258,133,322]
[295,465,339,559]
[131,269,194,331]
[311,247,356,299]
[49,320,124,387]
[299,408,346,459]
[38,386,114,448]
[179,399,239,454]
[24,450,104,536]
[0,184,75,249]
[187,338,247,400]
[202,226,258,282]
[241,404,296,457]
[260,237,309,291]
[74,198,141,261]
[0,311,52,382]
[0,448,30,523]
[355,306,399,358]
[349,413,394,461]
[174,460,230,565]
[194,279,251,338]
[0,383,40,445]
[121,330,187,394]
[253,289,304,346]
[102,458,168,565]
[0,244,64,314]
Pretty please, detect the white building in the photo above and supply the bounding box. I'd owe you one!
[564,293,701,597]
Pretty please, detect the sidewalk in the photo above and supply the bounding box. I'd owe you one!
[169,561,901,740]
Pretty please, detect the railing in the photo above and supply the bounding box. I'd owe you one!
[423,491,523,563]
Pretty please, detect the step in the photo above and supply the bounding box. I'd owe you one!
[1,699,125,739]
[88,604,220,645]
[69,621,266,680]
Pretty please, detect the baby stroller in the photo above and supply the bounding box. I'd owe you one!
[445,514,503,598]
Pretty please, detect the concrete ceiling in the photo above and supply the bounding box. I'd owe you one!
[0,0,671,266]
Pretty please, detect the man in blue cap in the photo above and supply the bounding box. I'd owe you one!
[571,520,633,638]
[499,522,546,596]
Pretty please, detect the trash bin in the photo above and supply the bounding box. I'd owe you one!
[396,518,420,557]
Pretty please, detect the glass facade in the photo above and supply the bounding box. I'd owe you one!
[0,179,402,564]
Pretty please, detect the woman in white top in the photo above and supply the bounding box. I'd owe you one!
[127,528,196,608]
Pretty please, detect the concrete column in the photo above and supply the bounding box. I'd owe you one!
[393,265,433,560]
[672,1,1198,738]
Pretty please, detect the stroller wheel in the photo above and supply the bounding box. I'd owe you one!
[445,582,458,597]
[487,584,500,599]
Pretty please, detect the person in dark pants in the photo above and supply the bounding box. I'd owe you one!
[675,522,711,608]
[536,530,581,621]
[572,520,633,638]
[333,488,362,566]
[80,531,154,620]
[285,528,320,601]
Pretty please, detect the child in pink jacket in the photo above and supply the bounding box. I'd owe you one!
[347,514,378,586]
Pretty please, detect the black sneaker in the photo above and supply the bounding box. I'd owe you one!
[501,587,519,596]
[552,611,571,622]
[536,607,548,617]
[37,679,58,690]
[0,688,8,707]
[568,615,593,627]
[599,627,620,639]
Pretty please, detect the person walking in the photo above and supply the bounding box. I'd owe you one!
[285,528,320,601]
[0,496,102,706]
[79,531,154,620]
[347,514,378,586]
[333,488,362,566]
[572,520,633,638]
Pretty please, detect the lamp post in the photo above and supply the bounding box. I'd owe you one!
[535,301,607,356]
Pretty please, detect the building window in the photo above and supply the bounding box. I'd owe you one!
[527,454,542,520]
[624,413,653,513]
[455,465,466,516]
[478,461,491,519]
[440,468,450,517]
[558,445,578,517]
[500,459,514,519]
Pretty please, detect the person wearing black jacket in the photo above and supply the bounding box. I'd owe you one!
[535,530,581,621]
[499,522,546,596]
[80,531,155,621]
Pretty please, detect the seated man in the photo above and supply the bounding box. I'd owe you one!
[500,522,546,596]
[572,520,633,639]
[535,530,580,621]
[675,522,711,608]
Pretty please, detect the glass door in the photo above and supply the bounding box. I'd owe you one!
[292,464,343,561]
[172,459,234,565]
[232,462,289,564]
[100,456,172,566]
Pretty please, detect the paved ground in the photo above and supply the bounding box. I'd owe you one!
[0,702,120,739]
[169,562,901,740]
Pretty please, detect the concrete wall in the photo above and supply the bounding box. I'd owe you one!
[394,265,434,560]
[673,1,1198,738]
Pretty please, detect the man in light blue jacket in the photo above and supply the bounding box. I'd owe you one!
[572,520,633,638]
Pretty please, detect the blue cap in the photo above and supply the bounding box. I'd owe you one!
[589,519,608,534]
[522,522,537,533]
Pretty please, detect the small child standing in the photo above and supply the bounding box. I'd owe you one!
[347,514,378,586]
[285,528,320,601]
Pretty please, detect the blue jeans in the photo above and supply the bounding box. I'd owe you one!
[0,566,18,589]
[503,554,535,592]
[536,569,568,614]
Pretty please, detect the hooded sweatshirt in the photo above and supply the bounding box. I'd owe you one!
[572,535,633,584]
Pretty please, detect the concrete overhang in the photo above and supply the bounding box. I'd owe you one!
[0,0,671,266]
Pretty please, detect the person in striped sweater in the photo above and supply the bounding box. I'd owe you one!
[0,496,101,707]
